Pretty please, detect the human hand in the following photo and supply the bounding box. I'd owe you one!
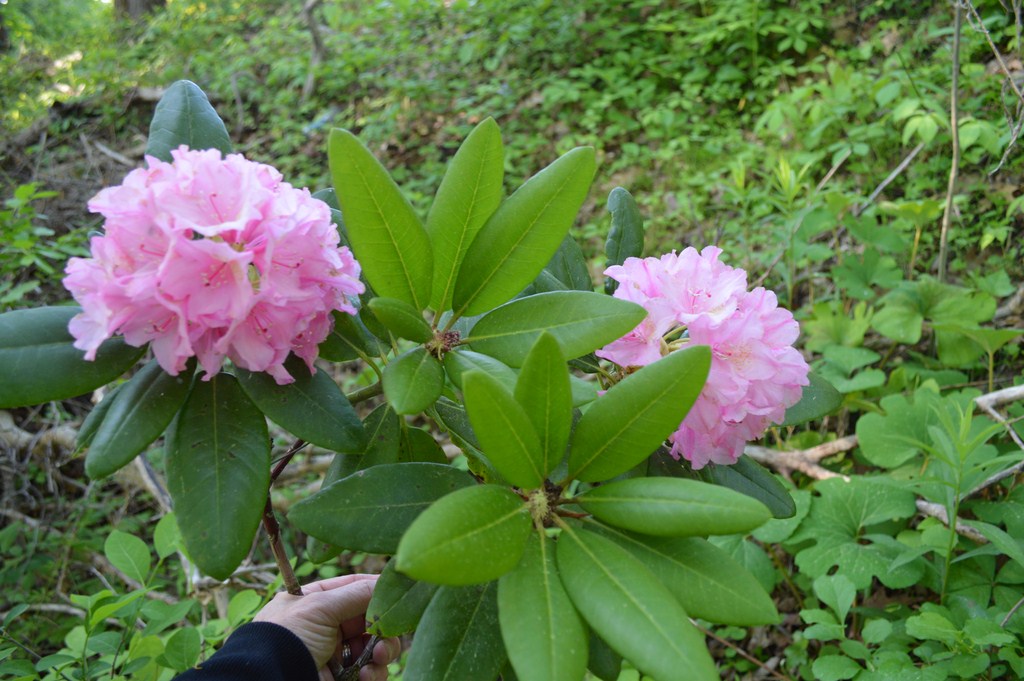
[254,574,401,681]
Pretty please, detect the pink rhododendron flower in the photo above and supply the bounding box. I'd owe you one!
[63,146,364,384]
[597,246,809,469]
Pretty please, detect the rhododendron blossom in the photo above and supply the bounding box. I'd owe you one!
[63,146,364,384]
[597,246,809,469]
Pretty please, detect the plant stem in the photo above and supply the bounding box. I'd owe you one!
[262,496,302,596]
[939,2,962,283]
[271,439,308,483]
[347,381,383,405]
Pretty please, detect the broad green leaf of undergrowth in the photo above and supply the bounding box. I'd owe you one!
[568,345,710,482]
[146,80,232,163]
[396,484,531,585]
[789,477,920,589]
[575,477,770,536]
[588,523,778,626]
[604,187,644,294]
[105,530,151,585]
[514,333,572,477]
[165,374,270,580]
[86,359,193,479]
[403,583,505,681]
[556,524,717,681]
[463,371,545,489]
[383,347,444,415]
[366,560,440,637]
[452,146,596,318]
[427,117,504,312]
[329,128,433,310]
[499,533,588,681]
[158,628,201,672]
[289,463,473,554]
[466,291,645,366]
[856,385,953,468]
[235,355,365,452]
[0,306,144,409]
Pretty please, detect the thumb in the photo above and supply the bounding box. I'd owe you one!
[304,578,376,626]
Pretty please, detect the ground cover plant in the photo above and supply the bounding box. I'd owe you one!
[1,0,1024,680]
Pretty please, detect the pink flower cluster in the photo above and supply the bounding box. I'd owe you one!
[597,247,809,469]
[64,146,364,385]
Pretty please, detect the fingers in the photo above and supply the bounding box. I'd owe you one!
[304,577,377,627]
[301,573,378,595]
[358,637,402,681]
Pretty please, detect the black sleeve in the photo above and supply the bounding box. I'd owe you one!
[174,622,320,681]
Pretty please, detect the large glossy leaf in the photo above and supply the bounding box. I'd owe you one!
[701,455,797,519]
[544,235,592,292]
[567,345,711,482]
[427,118,504,312]
[86,359,193,479]
[288,463,473,554]
[604,187,644,294]
[556,524,717,681]
[452,147,596,317]
[317,310,382,362]
[465,291,646,367]
[0,306,144,408]
[235,357,365,452]
[403,583,505,681]
[499,533,588,681]
[588,522,778,625]
[396,484,531,585]
[575,477,770,537]
[514,333,571,477]
[383,347,444,415]
[145,80,232,162]
[463,372,545,489]
[368,297,433,342]
[77,382,126,450]
[780,373,842,426]
[443,349,518,393]
[587,630,622,681]
[165,375,270,580]
[328,128,433,309]
[366,560,440,637]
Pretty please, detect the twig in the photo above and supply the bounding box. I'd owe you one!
[854,143,926,216]
[744,444,851,481]
[939,3,962,283]
[814,147,851,193]
[916,499,988,542]
[1002,593,1024,626]
[91,140,136,167]
[347,381,383,405]
[973,384,1024,491]
[300,0,326,102]
[271,439,308,484]
[261,496,303,597]
[692,620,793,681]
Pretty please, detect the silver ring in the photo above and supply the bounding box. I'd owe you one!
[341,642,353,666]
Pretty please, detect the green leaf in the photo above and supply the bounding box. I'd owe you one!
[427,118,504,312]
[329,128,433,309]
[77,382,126,450]
[811,655,862,681]
[318,310,383,362]
[366,560,440,637]
[146,80,232,162]
[235,356,365,452]
[781,373,843,427]
[576,477,770,536]
[444,350,518,393]
[814,574,856,623]
[587,630,622,681]
[499,534,588,681]
[383,347,444,415]
[568,345,710,482]
[452,147,596,317]
[289,463,473,554]
[165,375,270,580]
[556,524,717,681]
[396,484,531,585]
[589,523,778,626]
[905,610,959,645]
[514,333,572,478]
[403,583,506,681]
[700,455,797,519]
[0,306,144,408]
[463,371,545,489]
[400,427,448,464]
[158,628,201,672]
[153,513,181,560]
[368,297,434,342]
[604,187,644,294]
[466,291,646,366]
[543,235,593,292]
[856,387,943,468]
[789,477,920,590]
[104,530,151,584]
[86,359,193,479]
